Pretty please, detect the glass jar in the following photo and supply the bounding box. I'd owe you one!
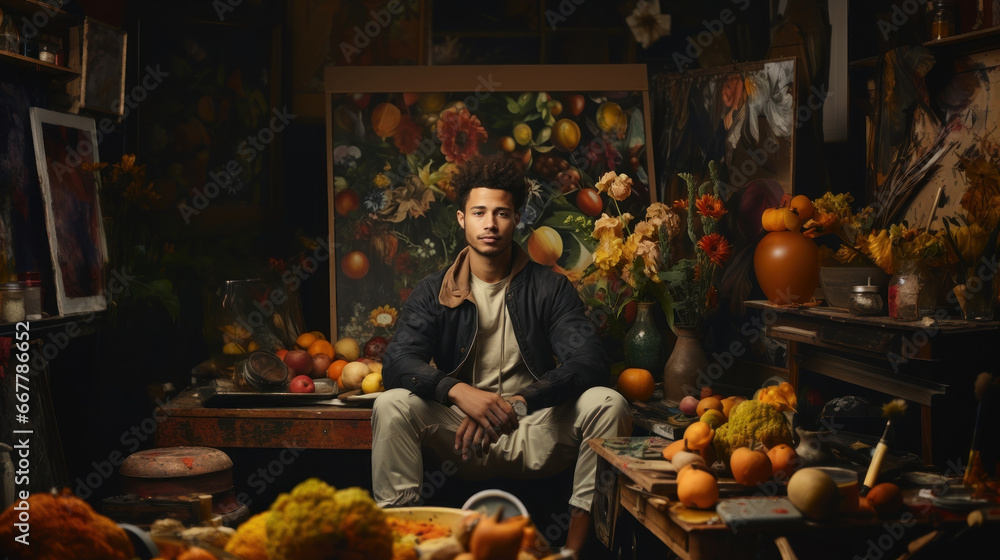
[849,279,884,316]
[888,260,936,321]
[19,272,43,320]
[929,1,955,40]
[38,43,56,64]
[0,282,26,323]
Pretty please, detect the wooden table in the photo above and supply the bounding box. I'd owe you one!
[154,384,373,450]
[590,437,946,560]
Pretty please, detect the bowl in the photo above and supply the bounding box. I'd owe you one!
[462,489,530,520]
[814,466,860,511]
[819,267,889,309]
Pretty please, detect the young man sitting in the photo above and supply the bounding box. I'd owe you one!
[371,153,632,556]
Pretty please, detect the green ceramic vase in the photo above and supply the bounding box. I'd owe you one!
[623,301,668,374]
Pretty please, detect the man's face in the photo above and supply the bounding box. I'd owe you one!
[457,187,520,258]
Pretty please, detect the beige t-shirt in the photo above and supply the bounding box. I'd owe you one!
[457,274,534,396]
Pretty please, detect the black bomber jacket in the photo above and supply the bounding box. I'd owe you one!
[382,244,610,412]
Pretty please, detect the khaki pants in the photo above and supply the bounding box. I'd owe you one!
[371,386,632,511]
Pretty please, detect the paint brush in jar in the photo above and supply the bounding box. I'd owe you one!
[861,398,907,496]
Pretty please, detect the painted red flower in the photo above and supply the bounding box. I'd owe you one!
[393,114,423,154]
[672,198,689,210]
[697,232,732,266]
[436,108,487,165]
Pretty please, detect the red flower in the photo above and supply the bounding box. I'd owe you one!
[697,233,732,266]
[695,194,727,220]
[393,114,423,154]
[269,257,287,272]
[398,287,414,302]
[672,198,689,210]
[436,108,487,165]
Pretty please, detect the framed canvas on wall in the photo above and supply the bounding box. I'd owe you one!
[323,64,656,343]
[28,108,107,316]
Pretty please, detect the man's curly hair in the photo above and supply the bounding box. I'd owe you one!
[451,153,528,213]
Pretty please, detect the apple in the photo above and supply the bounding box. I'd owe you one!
[311,353,334,379]
[288,375,315,393]
[364,336,389,360]
[679,395,699,416]
[283,349,313,377]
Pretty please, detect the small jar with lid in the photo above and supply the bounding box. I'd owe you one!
[235,351,289,391]
[929,0,955,40]
[0,282,27,323]
[849,277,884,316]
[19,271,43,320]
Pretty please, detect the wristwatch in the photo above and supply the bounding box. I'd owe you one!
[506,398,527,417]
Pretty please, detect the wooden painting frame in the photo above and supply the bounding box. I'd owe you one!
[651,57,798,204]
[324,64,656,341]
[29,108,107,316]
[79,17,127,116]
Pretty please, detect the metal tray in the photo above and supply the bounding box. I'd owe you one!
[201,378,338,407]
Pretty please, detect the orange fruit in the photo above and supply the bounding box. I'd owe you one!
[616,367,655,402]
[307,339,335,358]
[730,447,773,487]
[767,443,800,481]
[275,348,289,360]
[661,439,691,461]
[296,332,319,350]
[683,421,715,451]
[326,359,348,381]
[676,465,719,509]
[696,396,723,417]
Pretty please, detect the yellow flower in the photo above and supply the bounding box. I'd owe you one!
[115,154,137,172]
[645,202,672,229]
[632,220,655,241]
[593,236,624,272]
[608,173,633,201]
[595,171,617,194]
[593,213,624,241]
[374,173,391,188]
[863,230,895,274]
[954,223,987,263]
[369,305,398,328]
[635,239,662,280]
[623,232,640,263]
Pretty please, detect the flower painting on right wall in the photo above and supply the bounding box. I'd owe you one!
[651,58,797,206]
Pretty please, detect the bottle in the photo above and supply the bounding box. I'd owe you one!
[930,1,955,40]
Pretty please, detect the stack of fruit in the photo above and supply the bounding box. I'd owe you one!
[272,331,388,395]
[661,385,800,510]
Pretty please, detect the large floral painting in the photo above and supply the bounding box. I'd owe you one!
[325,65,655,342]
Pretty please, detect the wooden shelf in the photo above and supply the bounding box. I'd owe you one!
[923,25,1000,50]
[0,49,78,77]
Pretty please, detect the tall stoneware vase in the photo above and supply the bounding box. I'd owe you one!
[662,325,708,406]
[623,301,668,374]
